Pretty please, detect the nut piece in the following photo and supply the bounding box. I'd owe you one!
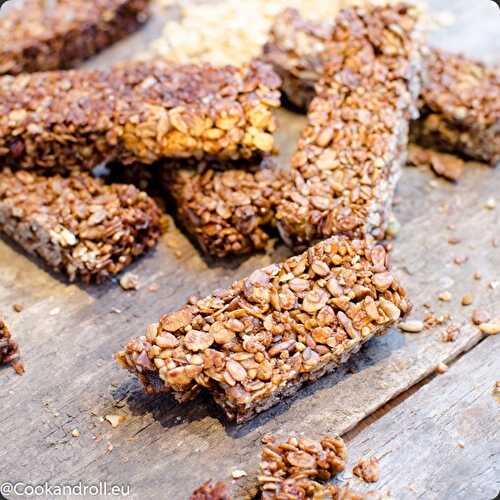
[438,291,452,302]
[461,294,473,306]
[398,320,424,333]
[120,273,140,291]
[352,456,380,483]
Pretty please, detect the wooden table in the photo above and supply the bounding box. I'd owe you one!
[1,1,499,499]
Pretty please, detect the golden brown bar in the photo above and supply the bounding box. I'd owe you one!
[0,0,150,75]
[0,61,281,171]
[0,169,161,283]
[117,236,410,422]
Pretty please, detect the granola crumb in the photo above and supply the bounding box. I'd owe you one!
[190,481,229,500]
[231,469,247,479]
[120,273,139,291]
[148,283,160,292]
[438,291,452,301]
[353,456,380,483]
[453,255,468,265]
[441,324,460,342]
[473,272,482,280]
[71,429,81,438]
[485,197,496,210]
[471,309,490,325]
[457,441,465,449]
[448,237,461,245]
[478,321,500,335]
[398,320,424,333]
[105,414,128,428]
[461,294,473,306]
[12,303,23,313]
[493,381,500,403]
[436,362,448,374]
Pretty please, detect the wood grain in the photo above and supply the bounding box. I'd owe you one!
[0,1,499,499]
[343,334,500,500]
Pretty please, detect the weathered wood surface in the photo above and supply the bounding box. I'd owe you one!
[343,334,500,500]
[1,1,499,499]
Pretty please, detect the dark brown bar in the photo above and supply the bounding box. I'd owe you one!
[274,4,423,248]
[0,0,150,75]
[117,235,410,422]
[0,169,161,283]
[0,61,281,172]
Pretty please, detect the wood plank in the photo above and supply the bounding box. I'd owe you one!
[0,1,499,499]
[342,334,500,500]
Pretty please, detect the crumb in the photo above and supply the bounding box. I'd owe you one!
[111,308,122,314]
[457,441,465,449]
[493,381,500,403]
[478,322,500,335]
[148,283,160,292]
[471,309,489,325]
[106,441,114,453]
[461,294,473,306]
[485,197,496,209]
[71,429,80,438]
[473,272,482,280]
[398,320,424,333]
[175,250,182,259]
[436,362,448,374]
[447,237,461,245]
[231,469,247,479]
[105,415,128,428]
[438,291,452,301]
[489,281,499,290]
[12,303,23,313]
[120,273,139,291]
[453,255,468,265]
[441,324,460,342]
[353,457,380,483]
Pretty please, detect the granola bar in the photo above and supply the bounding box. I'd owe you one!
[0,318,23,374]
[411,48,500,165]
[0,169,161,283]
[0,0,150,75]
[0,61,281,171]
[117,236,410,422]
[275,4,423,248]
[159,158,285,258]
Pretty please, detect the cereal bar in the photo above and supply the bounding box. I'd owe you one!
[0,0,150,75]
[0,61,281,171]
[275,4,423,248]
[0,317,23,374]
[0,169,161,283]
[160,158,285,258]
[117,236,410,422]
[412,48,500,165]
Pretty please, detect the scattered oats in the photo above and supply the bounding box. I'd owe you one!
[105,414,128,428]
[435,362,448,374]
[398,320,424,333]
[461,294,473,306]
[71,429,80,438]
[12,303,23,312]
[478,321,500,335]
[438,291,452,301]
[120,272,139,291]
[231,469,247,479]
[485,197,496,209]
[352,456,380,483]
[471,309,490,326]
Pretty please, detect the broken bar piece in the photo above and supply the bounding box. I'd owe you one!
[0,318,23,374]
[0,169,161,283]
[0,60,281,171]
[117,236,410,422]
[160,158,285,258]
[275,4,423,248]
[412,48,500,165]
[0,0,150,75]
